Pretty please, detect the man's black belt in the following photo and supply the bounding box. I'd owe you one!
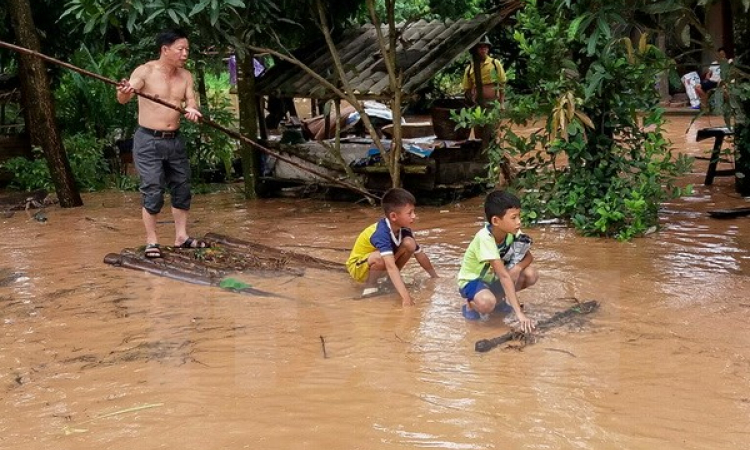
[139,126,179,139]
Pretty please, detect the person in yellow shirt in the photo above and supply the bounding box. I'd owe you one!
[462,36,506,106]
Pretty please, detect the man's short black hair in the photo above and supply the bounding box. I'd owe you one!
[484,190,521,222]
[156,29,188,52]
[382,188,416,215]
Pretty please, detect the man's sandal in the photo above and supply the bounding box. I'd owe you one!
[177,237,210,249]
[144,243,162,259]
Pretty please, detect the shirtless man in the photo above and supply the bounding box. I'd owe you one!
[116,29,205,258]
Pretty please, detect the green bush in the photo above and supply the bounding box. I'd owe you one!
[454,0,693,240]
[0,148,53,191]
[65,134,110,191]
[55,44,137,140]
[182,71,238,182]
[112,174,140,192]
[0,134,111,192]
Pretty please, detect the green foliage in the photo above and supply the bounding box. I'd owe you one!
[354,0,482,23]
[65,134,111,191]
[55,44,137,140]
[0,134,111,192]
[0,149,54,191]
[181,71,238,181]
[428,68,465,99]
[112,174,140,192]
[61,0,246,35]
[457,0,694,240]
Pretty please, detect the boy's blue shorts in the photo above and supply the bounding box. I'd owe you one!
[459,279,505,302]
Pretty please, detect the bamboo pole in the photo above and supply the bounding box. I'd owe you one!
[0,40,380,202]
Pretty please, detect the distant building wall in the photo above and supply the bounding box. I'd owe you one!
[704,0,734,64]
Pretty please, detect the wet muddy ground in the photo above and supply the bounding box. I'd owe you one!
[1,115,749,449]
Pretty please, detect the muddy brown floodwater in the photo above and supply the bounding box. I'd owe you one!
[2,115,750,450]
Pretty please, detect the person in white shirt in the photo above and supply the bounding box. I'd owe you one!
[694,47,732,107]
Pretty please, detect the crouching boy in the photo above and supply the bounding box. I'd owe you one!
[457,190,538,331]
[346,188,439,306]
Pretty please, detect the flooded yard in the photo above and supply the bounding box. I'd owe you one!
[1,115,749,449]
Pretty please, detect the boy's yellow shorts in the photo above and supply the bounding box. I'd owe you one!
[346,256,370,282]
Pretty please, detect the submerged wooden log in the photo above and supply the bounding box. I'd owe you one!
[708,207,750,219]
[104,252,216,285]
[205,233,346,272]
[475,300,600,353]
[120,248,232,281]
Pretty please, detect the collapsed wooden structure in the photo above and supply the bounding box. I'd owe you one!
[254,3,522,201]
[256,3,520,103]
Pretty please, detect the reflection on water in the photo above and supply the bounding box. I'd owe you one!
[1,116,750,449]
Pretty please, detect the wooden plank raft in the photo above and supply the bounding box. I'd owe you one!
[475,300,599,353]
[103,232,346,297]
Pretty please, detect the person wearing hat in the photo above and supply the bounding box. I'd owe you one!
[462,36,506,107]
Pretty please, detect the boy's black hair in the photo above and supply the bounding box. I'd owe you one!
[484,190,521,222]
[382,188,416,215]
[156,29,188,53]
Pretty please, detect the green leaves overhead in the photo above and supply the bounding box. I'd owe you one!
[61,0,247,34]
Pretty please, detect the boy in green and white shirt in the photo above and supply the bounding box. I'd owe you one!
[457,191,538,331]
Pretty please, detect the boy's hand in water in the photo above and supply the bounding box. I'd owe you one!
[516,311,535,334]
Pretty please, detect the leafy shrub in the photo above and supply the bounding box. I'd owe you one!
[65,134,110,191]
[0,134,111,192]
[455,0,693,240]
[55,44,137,140]
[181,71,238,182]
[0,148,53,191]
[112,174,140,192]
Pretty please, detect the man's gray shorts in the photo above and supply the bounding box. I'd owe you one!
[133,126,191,214]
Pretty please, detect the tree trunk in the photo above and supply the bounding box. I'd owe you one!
[390,80,403,188]
[656,33,669,103]
[237,54,261,199]
[7,0,82,207]
[196,63,211,121]
[194,63,211,178]
[472,53,485,107]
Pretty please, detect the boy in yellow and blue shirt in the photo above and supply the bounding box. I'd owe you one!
[347,188,439,306]
[457,191,538,331]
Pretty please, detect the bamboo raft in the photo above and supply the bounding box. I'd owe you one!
[103,232,346,297]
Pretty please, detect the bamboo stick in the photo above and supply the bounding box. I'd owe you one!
[474,300,599,353]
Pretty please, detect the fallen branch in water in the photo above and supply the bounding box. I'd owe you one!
[63,403,164,435]
[475,300,600,353]
[320,335,328,359]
